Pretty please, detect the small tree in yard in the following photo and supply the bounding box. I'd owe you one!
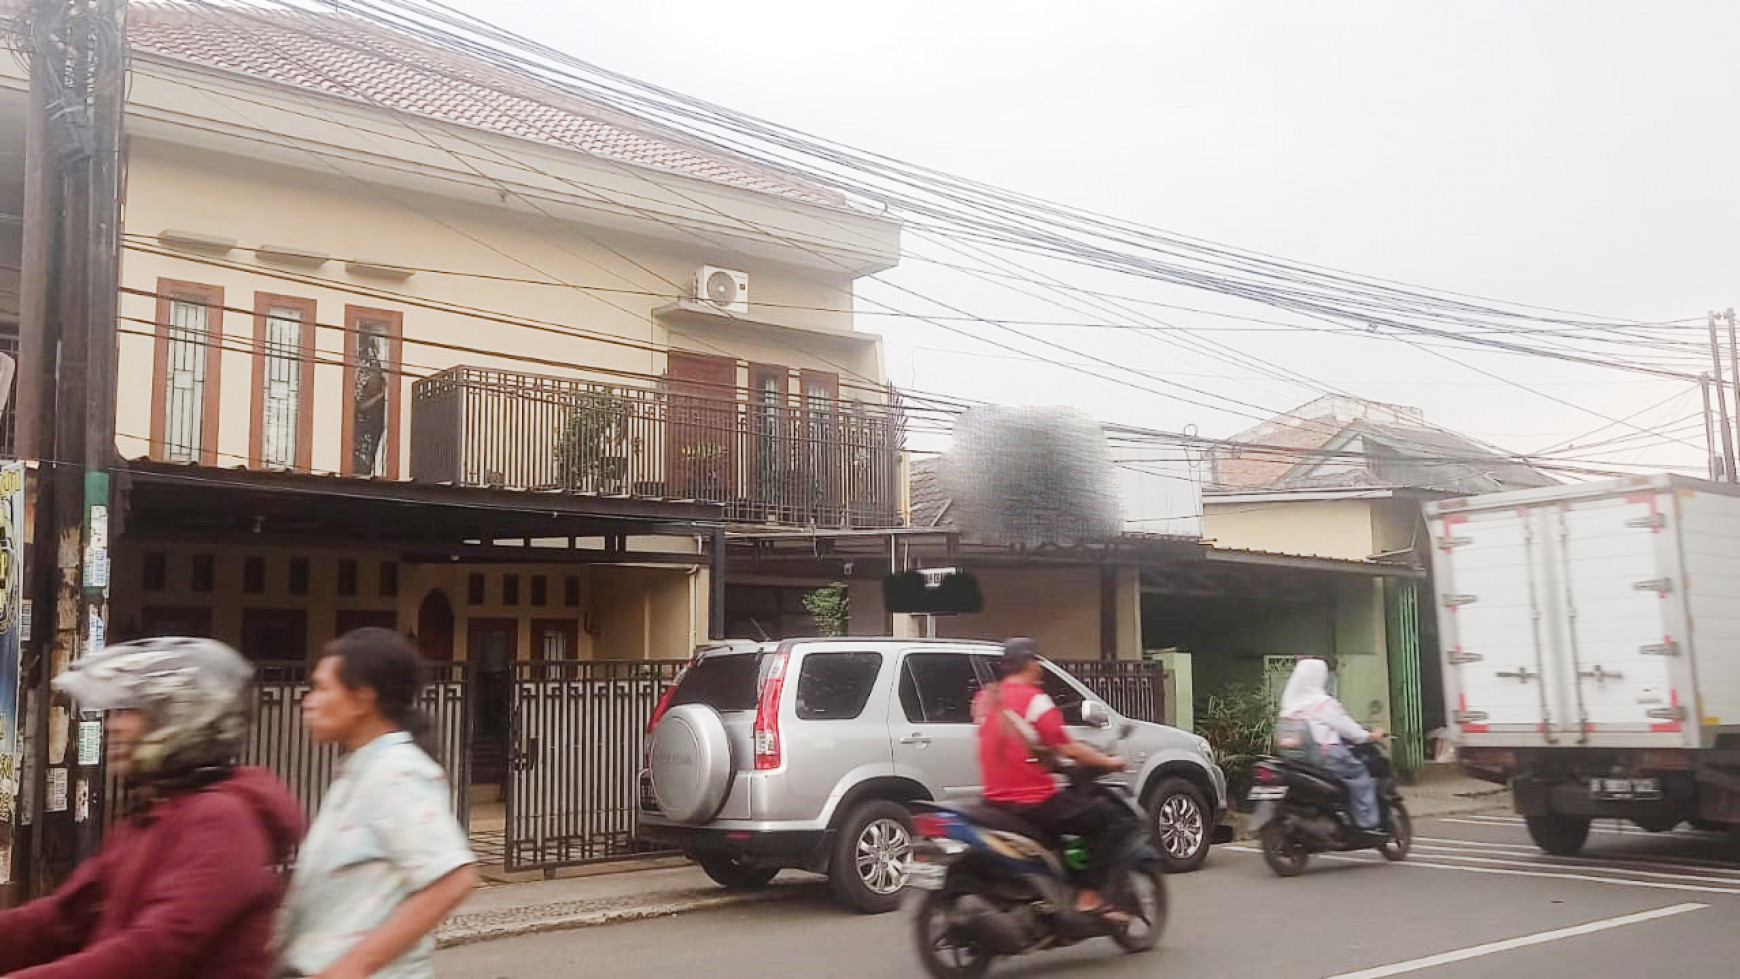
[1196,682,1277,800]
[802,582,849,637]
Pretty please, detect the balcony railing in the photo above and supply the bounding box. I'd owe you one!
[411,366,903,529]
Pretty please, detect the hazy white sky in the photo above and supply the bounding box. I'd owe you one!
[449,0,1740,472]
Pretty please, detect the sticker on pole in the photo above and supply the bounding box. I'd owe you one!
[78,720,101,766]
[46,768,67,813]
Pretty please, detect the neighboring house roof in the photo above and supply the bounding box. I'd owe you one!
[1211,395,1556,495]
[908,456,956,529]
[122,3,845,207]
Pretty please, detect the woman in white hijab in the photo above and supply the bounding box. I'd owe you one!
[1278,658,1388,832]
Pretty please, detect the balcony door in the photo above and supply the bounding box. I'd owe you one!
[666,351,737,502]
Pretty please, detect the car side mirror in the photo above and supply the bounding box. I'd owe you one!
[1080,701,1112,729]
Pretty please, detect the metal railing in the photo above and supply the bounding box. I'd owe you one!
[504,659,688,873]
[1056,659,1169,726]
[411,366,902,528]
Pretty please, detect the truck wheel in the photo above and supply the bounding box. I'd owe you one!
[830,800,915,914]
[1525,813,1591,856]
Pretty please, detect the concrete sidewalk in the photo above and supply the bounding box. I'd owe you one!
[438,861,823,948]
[439,769,1512,948]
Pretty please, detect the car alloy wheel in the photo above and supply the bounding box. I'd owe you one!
[857,816,914,895]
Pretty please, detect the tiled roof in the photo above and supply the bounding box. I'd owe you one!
[1210,399,1556,494]
[907,456,956,528]
[126,4,844,207]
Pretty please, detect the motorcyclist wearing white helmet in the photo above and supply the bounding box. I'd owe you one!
[0,638,303,979]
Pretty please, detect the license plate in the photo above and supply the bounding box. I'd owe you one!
[1248,785,1288,801]
[1590,778,1662,800]
[906,861,947,891]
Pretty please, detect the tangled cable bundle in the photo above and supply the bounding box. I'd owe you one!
[941,406,1121,547]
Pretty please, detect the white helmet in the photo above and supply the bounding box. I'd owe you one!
[55,637,253,781]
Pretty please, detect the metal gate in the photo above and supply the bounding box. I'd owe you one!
[1058,659,1169,725]
[1385,581,1426,777]
[503,659,686,873]
[107,660,471,829]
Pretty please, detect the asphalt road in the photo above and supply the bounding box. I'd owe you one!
[437,812,1740,979]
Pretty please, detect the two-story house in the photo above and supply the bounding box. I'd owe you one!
[3,3,903,865]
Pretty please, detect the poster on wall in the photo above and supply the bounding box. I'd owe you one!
[0,462,26,883]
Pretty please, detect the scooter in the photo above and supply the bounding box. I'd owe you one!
[1248,739,1413,877]
[905,702,1167,979]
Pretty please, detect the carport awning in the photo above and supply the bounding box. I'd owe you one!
[118,460,723,555]
[1143,547,1422,600]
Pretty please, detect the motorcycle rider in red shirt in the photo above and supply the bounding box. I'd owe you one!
[972,638,1135,921]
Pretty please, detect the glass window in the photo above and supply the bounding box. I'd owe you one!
[261,305,304,469]
[1039,666,1088,726]
[669,653,767,713]
[794,651,882,721]
[164,298,209,462]
[899,652,986,725]
[353,318,392,476]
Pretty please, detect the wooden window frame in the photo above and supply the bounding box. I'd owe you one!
[150,278,225,465]
[341,305,404,478]
[249,292,317,471]
[799,369,839,404]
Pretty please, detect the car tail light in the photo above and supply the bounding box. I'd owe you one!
[1255,765,1282,785]
[753,650,790,771]
[912,813,949,840]
[646,681,681,735]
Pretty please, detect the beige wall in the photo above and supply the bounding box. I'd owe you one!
[110,539,702,662]
[114,137,889,476]
[933,566,1130,660]
[1203,499,1378,561]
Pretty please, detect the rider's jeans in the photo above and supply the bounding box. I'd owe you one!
[1322,744,1381,830]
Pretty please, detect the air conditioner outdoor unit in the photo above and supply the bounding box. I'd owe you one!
[695,265,749,315]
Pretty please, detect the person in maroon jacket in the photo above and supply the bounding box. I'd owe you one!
[0,637,304,979]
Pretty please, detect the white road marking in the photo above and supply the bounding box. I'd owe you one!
[1408,846,1740,886]
[1413,836,1740,876]
[1318,903,1707,979]
[1223,846,1740,894]
[1442,814,1719,840]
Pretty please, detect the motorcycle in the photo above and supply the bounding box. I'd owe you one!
[905,702,1168,979]
[1247,739,1413,877]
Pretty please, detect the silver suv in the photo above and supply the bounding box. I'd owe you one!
[637,638,1228,913]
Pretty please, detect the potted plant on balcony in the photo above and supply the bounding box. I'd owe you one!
[556,388,629,494]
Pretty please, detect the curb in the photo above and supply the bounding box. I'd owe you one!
[436,884,815,949]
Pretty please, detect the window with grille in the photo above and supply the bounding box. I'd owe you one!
[261,305,305,469]
[164,297,210,463]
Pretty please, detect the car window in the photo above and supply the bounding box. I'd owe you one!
[899,652,986,725]
[1039,665,1087,726]
[795,651,883,720]
[669,653,765,712]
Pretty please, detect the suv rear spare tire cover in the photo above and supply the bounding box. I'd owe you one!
[650,703,735,823]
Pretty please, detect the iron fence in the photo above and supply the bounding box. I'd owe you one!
[411,366,902,528]
[504,658,688,873]
[1055,659,1169,726]
[105,661,474,829]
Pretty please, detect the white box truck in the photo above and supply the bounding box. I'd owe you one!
[1426,474,1740,856]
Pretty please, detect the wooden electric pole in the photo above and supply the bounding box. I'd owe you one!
[16,0,124,897]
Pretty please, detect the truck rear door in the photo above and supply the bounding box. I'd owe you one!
[1436,506,1562,741]
[1549,491,1687,741]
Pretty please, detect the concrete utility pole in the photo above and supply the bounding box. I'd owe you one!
[1708,312,1738,484]
[16,0,125,898]
[1702,373,1720,480]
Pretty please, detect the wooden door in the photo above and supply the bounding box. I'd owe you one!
[666,351,737,502]
[416,589,456,662]
[241,608,310,663]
